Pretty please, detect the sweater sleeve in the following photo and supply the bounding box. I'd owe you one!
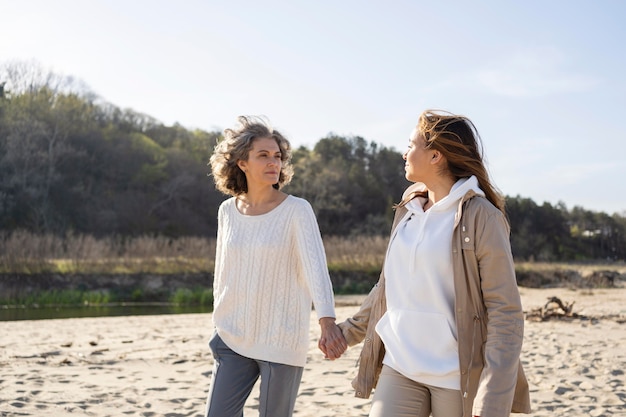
[472,208,525,417]
[212,201,226,303]
[292,199,336,320]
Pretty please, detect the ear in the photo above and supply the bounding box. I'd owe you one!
[430,150,444,165]
[237,160,248,173]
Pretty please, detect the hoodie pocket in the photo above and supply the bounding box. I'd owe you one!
[375,309,459,377]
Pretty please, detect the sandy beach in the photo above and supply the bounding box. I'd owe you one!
[1,287,625,417]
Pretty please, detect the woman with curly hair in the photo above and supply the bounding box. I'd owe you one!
[204,116,346,417]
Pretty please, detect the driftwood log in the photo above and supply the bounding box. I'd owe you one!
[525,296,584,322]
[525,296,626,323]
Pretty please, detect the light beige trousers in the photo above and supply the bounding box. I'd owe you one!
[369,365,464,417]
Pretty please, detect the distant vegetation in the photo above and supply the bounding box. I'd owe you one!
[0,231,386,275]
[1,60,625,265]
[0,233,388,307]
[1,232,623,308]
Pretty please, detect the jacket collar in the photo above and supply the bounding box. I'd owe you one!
[454,189,481,228]
[398,182,481,229]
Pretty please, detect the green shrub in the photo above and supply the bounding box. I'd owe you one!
[170,288,213,306]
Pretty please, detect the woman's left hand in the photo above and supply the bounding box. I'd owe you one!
[318,317,348,360]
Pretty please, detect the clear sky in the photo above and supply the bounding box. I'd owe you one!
[2,0,625,215]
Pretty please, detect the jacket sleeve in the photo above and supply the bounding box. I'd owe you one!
[337,202,409,347]
[337,280,382,346]
[472,208,525,417]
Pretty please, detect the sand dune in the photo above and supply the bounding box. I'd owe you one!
[1,287,625,416]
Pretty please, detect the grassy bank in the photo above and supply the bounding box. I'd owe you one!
[0,287,214,309]
[1,232,624,308]
[0,232,387,275]
[2,263,624,309]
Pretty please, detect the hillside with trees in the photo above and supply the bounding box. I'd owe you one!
[1,62,625,262]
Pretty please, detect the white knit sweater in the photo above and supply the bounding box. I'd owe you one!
[212,195,336,367]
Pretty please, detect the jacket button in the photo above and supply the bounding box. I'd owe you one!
[464,237,470,242]
[461,370,466,375]
[357,391,362,396]
[365,338,371,343]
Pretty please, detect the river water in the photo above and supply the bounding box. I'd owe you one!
[0,304,211,321]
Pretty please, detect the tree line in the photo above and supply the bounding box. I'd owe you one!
[1,62,625,262]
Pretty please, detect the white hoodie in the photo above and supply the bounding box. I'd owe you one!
[376,176,485,389]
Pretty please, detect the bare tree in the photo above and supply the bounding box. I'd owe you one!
[0,61,95,231]
[0,59,92,98]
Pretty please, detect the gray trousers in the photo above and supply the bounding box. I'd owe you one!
[205,332,304,417]
[369,365,463,417]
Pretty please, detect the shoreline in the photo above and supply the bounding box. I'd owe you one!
[0,288,624,416]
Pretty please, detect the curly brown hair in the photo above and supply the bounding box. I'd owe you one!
[209,116,294,196]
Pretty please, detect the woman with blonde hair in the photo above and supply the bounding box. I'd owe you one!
[334,110,531,417]
[205,116,346,417]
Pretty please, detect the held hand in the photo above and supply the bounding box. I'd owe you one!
[318,317,348,360]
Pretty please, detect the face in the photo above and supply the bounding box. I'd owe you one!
[237,136,282,188]
[402,128,435,182]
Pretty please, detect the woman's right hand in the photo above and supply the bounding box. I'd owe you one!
[318,317,348,360]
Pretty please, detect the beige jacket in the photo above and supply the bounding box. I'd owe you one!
[338,184,531,417]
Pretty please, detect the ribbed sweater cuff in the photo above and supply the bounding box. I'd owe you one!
[314,302,336,320]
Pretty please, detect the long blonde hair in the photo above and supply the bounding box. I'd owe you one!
[403,110,505,214]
